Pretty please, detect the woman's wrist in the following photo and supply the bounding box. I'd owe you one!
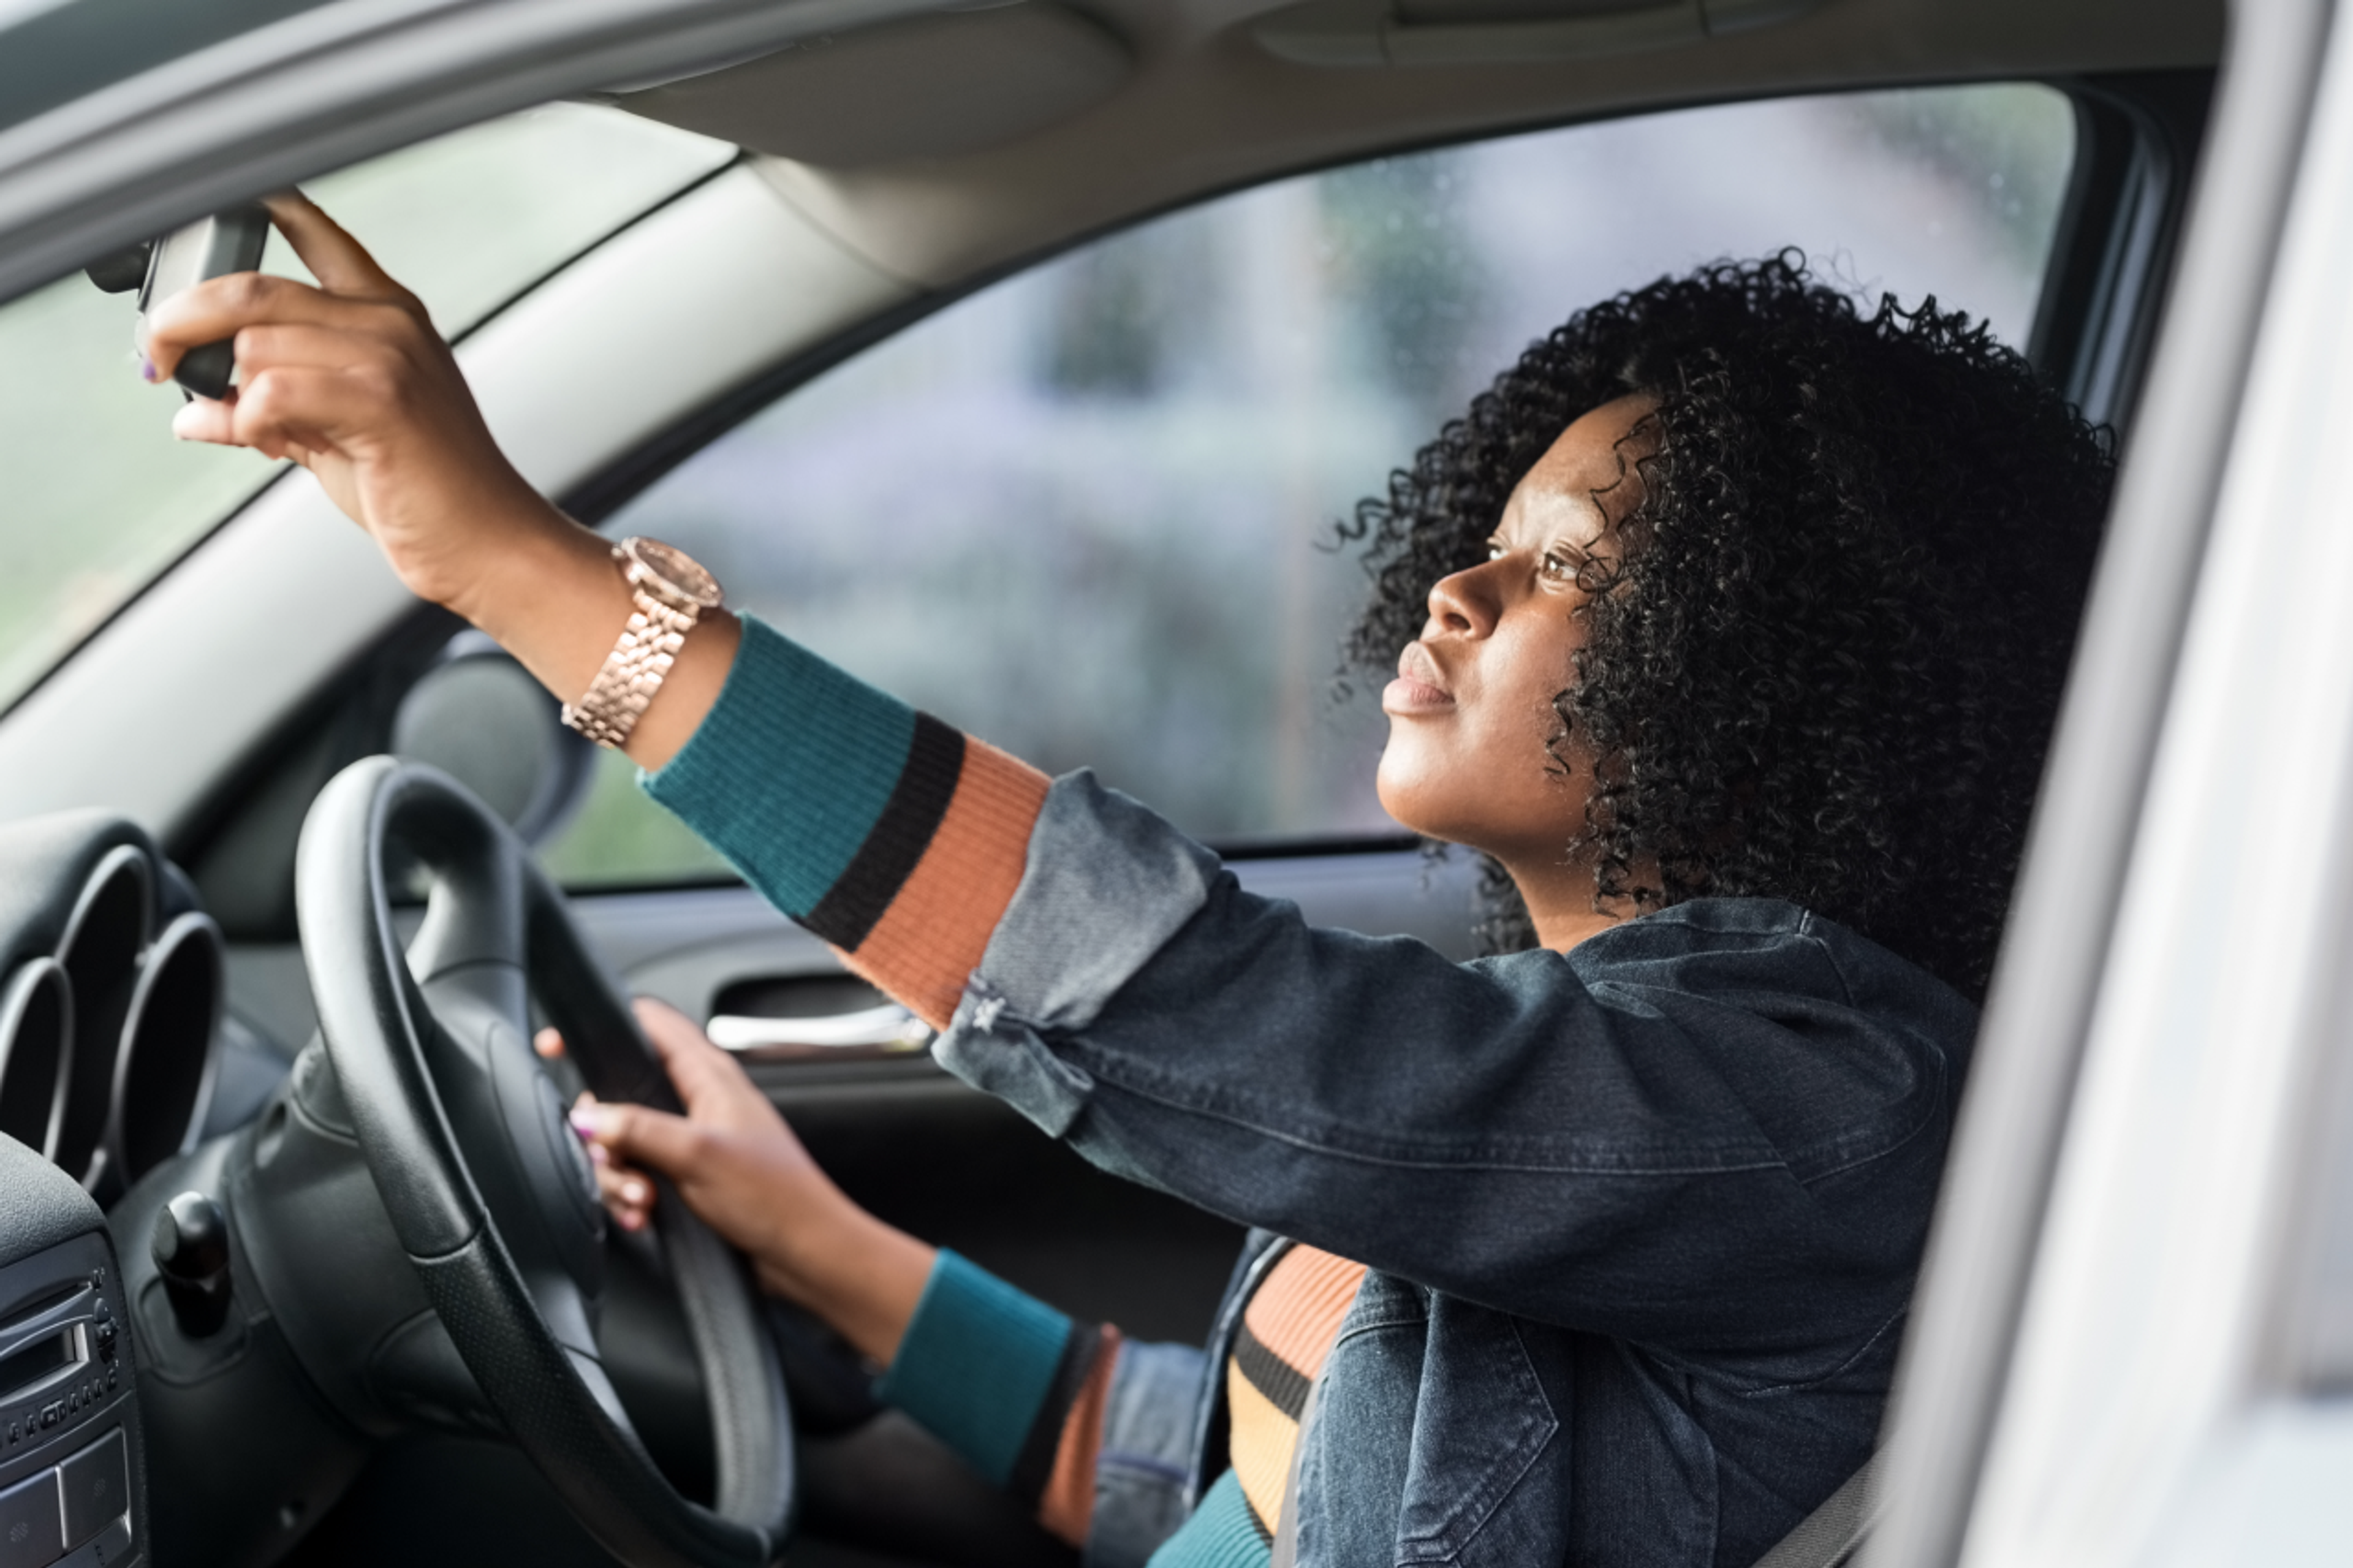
[442,509,619,668]
[754,1198,936,1366]
[434,507,740,771]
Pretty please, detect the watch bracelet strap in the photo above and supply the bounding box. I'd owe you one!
[562,588,700,748]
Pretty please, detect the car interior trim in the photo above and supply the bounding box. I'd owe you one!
[1250,0,1821,69]
[611,2,1134,168]
[1963,0,2353,1547]
[1864,2,2335,1566]
[51,846,153,1194]
[0,958,72,1163]
[0,0,946,306]
[103,909,224,1191]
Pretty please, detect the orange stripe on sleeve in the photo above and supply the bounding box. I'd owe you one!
[1036,1325,1123,1546]
[839,738,1051,1027]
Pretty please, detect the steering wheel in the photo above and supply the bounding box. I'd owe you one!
[295,756,792,1567]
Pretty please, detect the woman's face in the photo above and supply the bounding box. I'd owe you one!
[1376,393,1657,872]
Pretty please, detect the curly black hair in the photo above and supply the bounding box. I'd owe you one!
[1343,254,2112,1000]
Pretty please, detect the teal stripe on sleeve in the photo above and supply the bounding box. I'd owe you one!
[643,616,916,918]
[876,1250,1074,1487]
[1146,1470,1271,1568]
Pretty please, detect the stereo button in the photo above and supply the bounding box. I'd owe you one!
[0,1466,61,1568]
[60,1430,127,1549]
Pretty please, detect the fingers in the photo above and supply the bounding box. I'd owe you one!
[570,1097,684,1233]
[593,1156,656,1232]
[168,394,239,446]
[263,190,415,302]
[633,995,711,1059]
[144,273,415,384]
[172,365,347,463]
[631,995,759,1112]
[233,320,386,374]
[534,1026,567,1062]
[570,1097,703,1184]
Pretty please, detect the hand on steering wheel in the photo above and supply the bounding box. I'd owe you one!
[539,998,937,1366]
[536,1001,832,1260]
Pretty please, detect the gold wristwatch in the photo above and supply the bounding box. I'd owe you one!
[561,537,725,749]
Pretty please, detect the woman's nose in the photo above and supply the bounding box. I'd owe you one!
[1426,558,1502,638]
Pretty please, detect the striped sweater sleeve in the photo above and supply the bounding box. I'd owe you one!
[874,1250,1125,1546]
[643,616,1050,1026]
[646,622,1120,1539]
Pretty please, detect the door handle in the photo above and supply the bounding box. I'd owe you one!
[705,1002,933,1059]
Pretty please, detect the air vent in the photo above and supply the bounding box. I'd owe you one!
[51,846,150,1187]
[107,912,223,1184]
[0,959,69,1159]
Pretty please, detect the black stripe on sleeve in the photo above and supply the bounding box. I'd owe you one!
[1232,1320,1311,1421]
[1006,1321,1105,1509]
[803,712,966,950]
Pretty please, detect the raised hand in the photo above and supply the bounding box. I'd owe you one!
[146,192,562,618]
[142,192,737,768]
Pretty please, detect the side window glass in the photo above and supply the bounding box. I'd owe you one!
[538,84,2076,890]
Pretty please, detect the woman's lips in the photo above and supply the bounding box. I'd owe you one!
[1384,645,1455,714]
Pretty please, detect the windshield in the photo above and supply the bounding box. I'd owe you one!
[0,102,733,714]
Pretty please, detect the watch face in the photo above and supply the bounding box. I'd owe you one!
[626,537,723,608]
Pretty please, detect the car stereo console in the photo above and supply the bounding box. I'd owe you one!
[0,1146,144,1568]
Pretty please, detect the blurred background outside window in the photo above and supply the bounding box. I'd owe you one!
[540,83,2078,887]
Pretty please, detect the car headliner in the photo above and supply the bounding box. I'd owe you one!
[0,0,2221,309]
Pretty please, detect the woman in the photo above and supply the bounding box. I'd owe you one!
[146,196,2110,1567]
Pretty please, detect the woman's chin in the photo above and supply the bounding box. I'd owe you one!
[1374,752,1455,843]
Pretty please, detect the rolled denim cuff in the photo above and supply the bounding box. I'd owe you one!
[1085,1341,1207,1568]
[968,771,1221,1032]
[931,772,1221,1135]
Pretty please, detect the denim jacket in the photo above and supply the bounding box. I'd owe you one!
[932,774,1976,1568]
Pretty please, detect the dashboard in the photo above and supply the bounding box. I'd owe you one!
[0,811,241,1568]
[0,1138,143,1568]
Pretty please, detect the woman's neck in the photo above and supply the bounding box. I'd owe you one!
[1504,854,1648,953]
[1530,904,1627,953]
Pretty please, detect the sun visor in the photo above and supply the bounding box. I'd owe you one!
[610,3,1132,169]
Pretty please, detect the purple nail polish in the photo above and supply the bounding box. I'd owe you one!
[138,356,157,383]
[567,1107,597,1136]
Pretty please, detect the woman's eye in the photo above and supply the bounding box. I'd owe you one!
[1485,543,1507,562]
[1540,551,1578,581]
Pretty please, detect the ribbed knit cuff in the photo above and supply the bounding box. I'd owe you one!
[877,1250,1082,1488]
[645,615,916,919]
[645,615,1051,1028]
[1159,1469,1275,1565]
